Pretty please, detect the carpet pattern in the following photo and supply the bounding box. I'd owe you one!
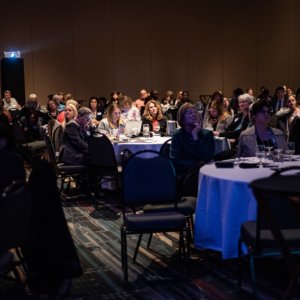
[61,195,299,300]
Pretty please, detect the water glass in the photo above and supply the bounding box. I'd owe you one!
[153,124,160,134]
[255,144,265,167]
[286,142,295,161]
[143,124,150,138]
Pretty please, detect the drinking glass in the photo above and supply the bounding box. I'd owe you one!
[265,145,274,160]
[142,124,150,138]
[286,142,295,161]
[153,124,160,134]
[255,144,265,167]
[273,148,284,168]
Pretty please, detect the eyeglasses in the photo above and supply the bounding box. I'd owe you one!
[239,101,249,104]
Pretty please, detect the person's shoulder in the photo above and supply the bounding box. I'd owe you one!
[65,120,78,129]
[172,127,183,137]
[240,126,255,136]
[270,127,284,135]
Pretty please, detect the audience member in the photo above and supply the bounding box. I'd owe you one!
[215,93,253,147]
[120,96,141,122]
[271,86,287,113]
[88,97,103,127]
[135,89,148,112]
[170,103,215,177]
[60,107,92,165]
[276,94,300,139]
[223,96,234,116]
[237,100,286,157]
[98,104,125,137]
[141,100,166,134]
[203,100,233,133]
[2,90,20,109]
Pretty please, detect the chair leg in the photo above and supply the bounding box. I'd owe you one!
[120,227,128,282]
[147,233,153,249]
[249,254,258,299]
[237,238,243,288]
[284,276,298,300]
[133,234,143,263]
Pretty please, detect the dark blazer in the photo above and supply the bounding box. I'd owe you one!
[141,117,167,134]
[60,120,89,165]
[170,128,215,176]
[219,112,250,140]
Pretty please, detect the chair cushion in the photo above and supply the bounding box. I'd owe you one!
[143,196,196,216]
[124,211,186,233]
[241,221,300,250]
[23,140,46,152]
[57,163,88,174]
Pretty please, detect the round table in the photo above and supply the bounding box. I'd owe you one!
[194,157,300,259]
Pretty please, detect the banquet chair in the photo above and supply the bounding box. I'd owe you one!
[159,138,172,158]
[238,166,300,299]
[121,150,190,281]
[88,132,121,197]
[50,121,63,157]
[0,180,32,284]
[44,133,90,196]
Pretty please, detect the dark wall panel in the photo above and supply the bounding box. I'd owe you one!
[222,0,256,96]
[188,0,223,101]
[1,0,300,103]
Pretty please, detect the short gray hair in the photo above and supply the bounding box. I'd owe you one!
[77,107,92,117]
[238,93,254,104]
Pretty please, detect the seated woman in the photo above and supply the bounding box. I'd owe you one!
[62,103,77,128]
[203,100,233,133]
[89,97,103,127]
[120,96,141,122]
[60,107,92,165]
[98,104,125,137]
[237,100,287,157]
[170,103,215,177]
[141,100,167,134]
[276,95,300,139]
[214,93,253,147]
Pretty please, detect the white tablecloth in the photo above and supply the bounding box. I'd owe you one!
[113,136,230,163]
[194,158,300,259]
[113,136,170,163]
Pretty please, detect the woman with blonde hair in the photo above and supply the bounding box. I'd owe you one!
[141,100,167,134]
[62,103,78,128]
[98,104,125,137]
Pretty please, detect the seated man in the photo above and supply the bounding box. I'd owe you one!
[2,90,20,109]
[60,107,92,165]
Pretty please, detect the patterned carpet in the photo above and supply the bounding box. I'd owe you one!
[1,189,297,299]
[60,192,299,300]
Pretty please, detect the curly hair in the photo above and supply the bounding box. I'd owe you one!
[142,100,164,121]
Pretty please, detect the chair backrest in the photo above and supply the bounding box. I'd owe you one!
[122,150,177,207]
[159,138,172,158]
[48,119,60,139]
[250,167,300,269]
[52,123,63,153]
[0,180,32,252]
[88,133,118,169]
[44,133,58,169]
